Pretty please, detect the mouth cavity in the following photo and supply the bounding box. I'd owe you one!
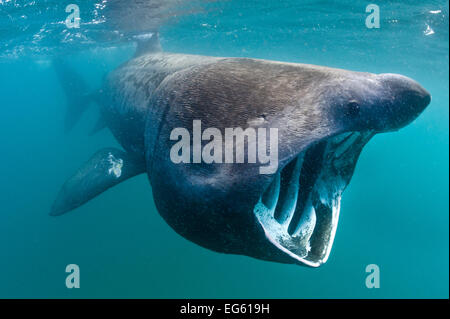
[254,131,374,267]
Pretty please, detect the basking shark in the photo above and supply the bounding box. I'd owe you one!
[51,34,431,267]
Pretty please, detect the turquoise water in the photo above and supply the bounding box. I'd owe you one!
[0,0,448,298]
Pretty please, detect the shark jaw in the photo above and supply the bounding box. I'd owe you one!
[254,131,374,267]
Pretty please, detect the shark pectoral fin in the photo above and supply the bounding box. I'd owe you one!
[50,148,146,216]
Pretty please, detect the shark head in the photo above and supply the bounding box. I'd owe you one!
[251,70,431,266]
[146,58,431,266]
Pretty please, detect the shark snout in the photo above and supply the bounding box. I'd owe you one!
[377,73,431,131]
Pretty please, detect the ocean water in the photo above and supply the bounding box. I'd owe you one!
[0,0,448,298]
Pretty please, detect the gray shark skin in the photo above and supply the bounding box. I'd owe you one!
[51,38,431,267]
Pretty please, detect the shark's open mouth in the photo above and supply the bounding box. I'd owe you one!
[254,131,374,267]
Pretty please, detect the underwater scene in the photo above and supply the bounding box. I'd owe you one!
[0,0,448,299]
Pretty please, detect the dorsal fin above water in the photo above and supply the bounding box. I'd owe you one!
[134,32,162,57]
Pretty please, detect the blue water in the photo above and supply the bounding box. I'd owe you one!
[0,0,448,298]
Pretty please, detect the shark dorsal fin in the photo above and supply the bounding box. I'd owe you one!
[134,32,162,57]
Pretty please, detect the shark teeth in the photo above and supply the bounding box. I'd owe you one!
[254,131,374,267]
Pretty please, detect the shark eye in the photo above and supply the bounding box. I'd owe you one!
[346,100,360,117]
